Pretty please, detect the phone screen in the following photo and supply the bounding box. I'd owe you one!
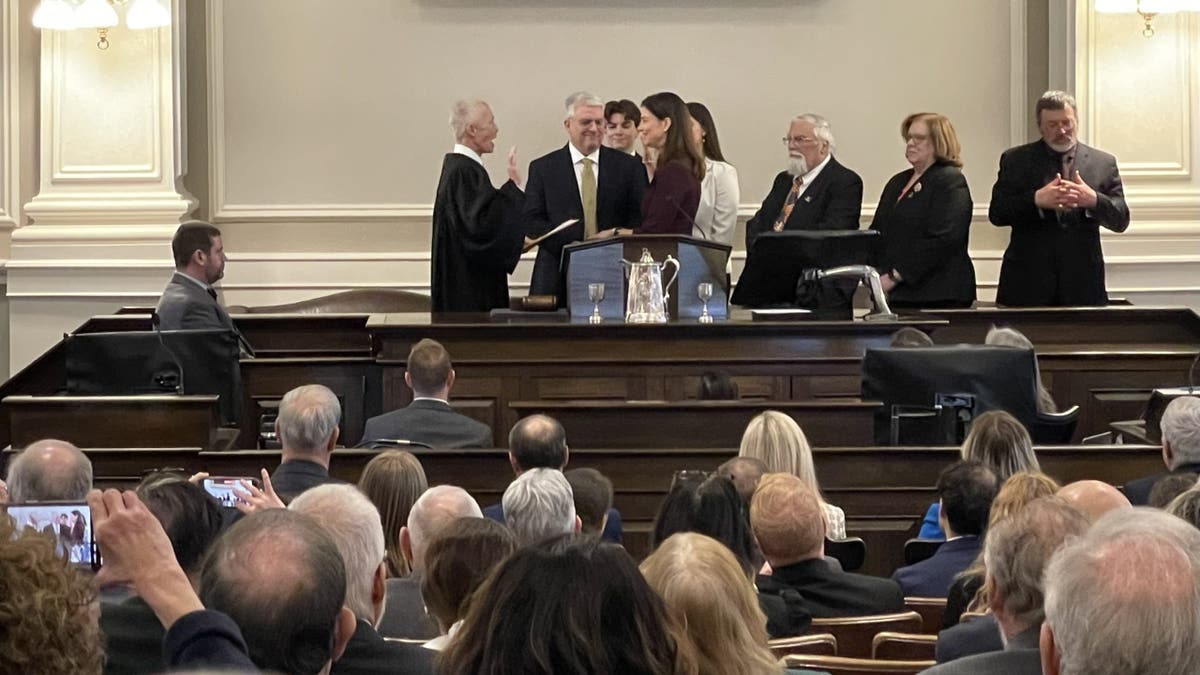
[203,477,260,508]
[4,502,100,570]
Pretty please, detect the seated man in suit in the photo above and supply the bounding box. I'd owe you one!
[565,467,620,540]
[157,221,232,330]
[752,473,904,617]
[270,384,347,503]
[931,497,1087,672]
[483,414,623,543]
[744,113,863,252]
[893,461,997,597]
[1122,396,1200,506]
[523,91,648,299]
[362,339,492,448]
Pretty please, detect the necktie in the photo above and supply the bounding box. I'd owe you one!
[1061,152,1075,182]
[206,287,218,301]
[581,158,597,238]
[774,175,804,231]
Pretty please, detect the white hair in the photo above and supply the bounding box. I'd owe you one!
[6,439,92,502]
[1043,507,1200,675]
[985,326,1058,413]
[564,91,604,121]
[288,484,386,624]
[449,99,490,142]
[793,113,836,154]
[406,485,482,572]
[1162,396,1200,469]
[501,468,576,546]
[277,385,341,454]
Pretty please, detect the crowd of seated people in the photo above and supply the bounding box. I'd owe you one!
[3,379,1200,675]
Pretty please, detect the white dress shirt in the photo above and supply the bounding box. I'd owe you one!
[695,158,740,245]
[568,143,601,200]
[795,153,833,199]
[452,143,485,167]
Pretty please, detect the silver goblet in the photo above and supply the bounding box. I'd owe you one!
[697,282,714,323]
[588,283,605,324]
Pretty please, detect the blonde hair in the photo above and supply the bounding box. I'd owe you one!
[641,533,784,675]
[739,411,825,502]
[902,112,963,168]
[358,450,428,578]
[960,411,1039,482]
[749,473,824,565]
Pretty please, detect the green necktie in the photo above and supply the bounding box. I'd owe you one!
[581,158,597,238]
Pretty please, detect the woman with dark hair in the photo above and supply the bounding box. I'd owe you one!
[358,450,428,578]
[421,518,517,650]
[610,92,704,236]
[686,101,740,245]
[438,535,688,674]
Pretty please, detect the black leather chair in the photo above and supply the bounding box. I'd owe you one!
[825,537,867,572]
[903,538,944,566]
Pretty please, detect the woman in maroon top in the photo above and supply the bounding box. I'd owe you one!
[610,92,704,236]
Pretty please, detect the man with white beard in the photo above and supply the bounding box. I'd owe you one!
[744,113,864,251]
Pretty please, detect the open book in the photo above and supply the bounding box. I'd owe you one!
[523,219,579,252]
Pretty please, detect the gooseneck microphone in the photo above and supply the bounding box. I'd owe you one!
[666,195,707,240]
[151,310,186,394]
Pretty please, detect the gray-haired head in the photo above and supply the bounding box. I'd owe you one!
[1166,488,1200,529]
[1162,396,1200,469]
[502,467,577,546]
[1035,90,1078,124]
[405,484,482,573]
[289,484,386,625]
[449,99,491,143]
[276,385,341,456]
[793,113,836,154]
[564,91,604,121]
[1042,507,1200,675]
[6,439,92,502]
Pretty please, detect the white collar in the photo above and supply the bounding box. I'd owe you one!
[797,153,833,183]
[452,143,485,167]
[176,271,212,293]
[568,143,601,166]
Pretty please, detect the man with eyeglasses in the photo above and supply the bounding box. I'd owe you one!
[523,91,649,300]
[744,113,864,252]
[989,90,1130,306]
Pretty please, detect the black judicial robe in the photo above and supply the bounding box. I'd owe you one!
[430,153,525,312]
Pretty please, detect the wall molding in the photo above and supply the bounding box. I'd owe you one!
[0,0,18,230]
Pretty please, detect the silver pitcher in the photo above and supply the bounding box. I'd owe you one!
[621,248,680,323]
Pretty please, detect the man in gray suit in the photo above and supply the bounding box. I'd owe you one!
[362,339,493,448]
[928,497,1087,674]
[156,221,233,332]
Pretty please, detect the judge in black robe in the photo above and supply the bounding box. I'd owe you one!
[430,101,526,312]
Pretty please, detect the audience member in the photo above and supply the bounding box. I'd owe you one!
[378,485,482,639]
[289,484,434,674]
[717,455,768,503]
[894,461,997,597]
[641,532,799,675]
[651,473,758,573]
[985,326,1058,413]
[1040,508,1200,675]
[438,535,682,674]
[699,370,739,400]
[501,467,580,546]
[199,508,355,674]
[564,468,614,538]
[1056,479,1130,523]
[921,410,1038,538]
[1165,488,1200,529]
[269,384,347,503]
[1122,395,1200,505]
[752,474,904,617]
[0,512,103,675]
[924,497,1088,674]
[5,438,92,502]
[358,450,428,578]
[420,518,517,650]
[484,414,622,542]
[739,411,846,538]
[1148,472,1198,509]
[101,477,225,675]
[889,326,935,348]
[361,339,492,448]
[686,101,740,245]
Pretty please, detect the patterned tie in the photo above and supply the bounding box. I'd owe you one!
[581,158,597,238]
[774,175,804,231]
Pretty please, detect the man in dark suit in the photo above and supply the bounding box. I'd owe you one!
[745,113,864,251]
[361,339,492,448]
[269,384,347,503]
[893,461,996,597]
[752,473,904,617]
[989,90,1131,306]
[928,498,1087,674]
[523,91,648,298]
[1122,396,1200,505]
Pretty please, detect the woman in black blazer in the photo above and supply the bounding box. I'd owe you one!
[870,113,976,308]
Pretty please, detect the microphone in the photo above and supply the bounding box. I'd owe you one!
[151,310,186,394]
[666,195,706,240]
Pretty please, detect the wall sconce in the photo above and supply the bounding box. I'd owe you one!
[32,0,170,50]
[1096,0,1200,37]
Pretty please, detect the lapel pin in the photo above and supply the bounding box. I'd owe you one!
[803,195,812,203]
[913,182,922,193]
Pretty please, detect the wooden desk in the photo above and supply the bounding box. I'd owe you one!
[3,395,224,451]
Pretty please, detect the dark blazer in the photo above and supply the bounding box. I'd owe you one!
[936,613,1004,664]
[637,160,699,235]
[483,501,624,544]
[1122,463,1200,506]
[362,399,493,449]
[927,624,1040,675]
[745,157,864,251]
[270,459,346,503]
[989,140,1130,307]
[891,535,981,598]
[101,595,166,675]
[756,558,905,618]
[332,618,434,675]
[870,162,976,308]
[523,144,648,297]
[376,576,440,640]
[162,609,255,672]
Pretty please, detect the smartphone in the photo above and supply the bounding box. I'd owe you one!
[202,476,262,509]
[4,501,101,571]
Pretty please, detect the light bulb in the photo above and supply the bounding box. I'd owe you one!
[125,0,171,29]
[74,0,118,28]
[1094,0,1138,11]
[32,0,78,29]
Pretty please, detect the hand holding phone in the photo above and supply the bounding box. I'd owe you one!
[202,476,262,509]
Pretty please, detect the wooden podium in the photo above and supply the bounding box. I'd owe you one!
[562,235,731,320]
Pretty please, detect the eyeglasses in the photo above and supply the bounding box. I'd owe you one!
[782,136,817,146]
[905,133,930,143]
